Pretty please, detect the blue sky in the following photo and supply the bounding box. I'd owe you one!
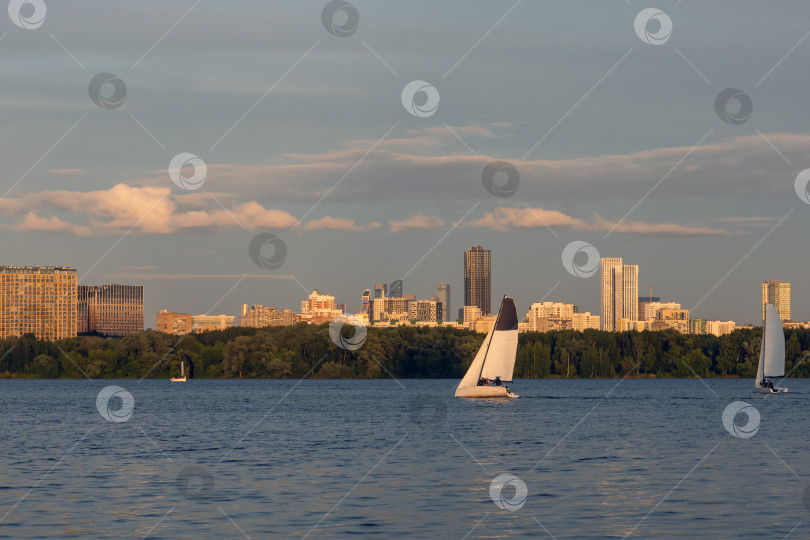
[2,1,809,326]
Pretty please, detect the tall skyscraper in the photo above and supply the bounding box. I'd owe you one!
[360,289,372,314]
[389,279,403,298]
[437,282,450,322]
[601,258,638,331]
[464,245,491,315]
[0,266,77,340]
[762,280,791,321]
[374,283,387,299]
[78,284,144,336]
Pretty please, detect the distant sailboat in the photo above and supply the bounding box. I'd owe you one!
[455,296,519,398]
[171,359,187,382]
[755,304,788,394]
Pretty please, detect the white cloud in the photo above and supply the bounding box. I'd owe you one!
[389,214,446,233]
[15,212,93,236]
[2,184,298,235]
[466,206,734,236]
[301,216,381,232]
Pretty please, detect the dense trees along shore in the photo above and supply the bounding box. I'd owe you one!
[1,324,808,379]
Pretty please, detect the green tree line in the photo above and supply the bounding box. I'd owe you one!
[0,324,808,380]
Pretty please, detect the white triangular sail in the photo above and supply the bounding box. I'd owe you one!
[756,304,786,386]
[480,328,518,382]
[455,297,519,394]
[762,304,785,378]
[180,360,185,378]
[457,325,495,390]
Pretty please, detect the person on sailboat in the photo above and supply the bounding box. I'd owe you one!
[477,377,489,386]
[761,378,774,390]
[494,376,502,386]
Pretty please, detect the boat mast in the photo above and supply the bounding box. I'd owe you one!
[476,296,506,382]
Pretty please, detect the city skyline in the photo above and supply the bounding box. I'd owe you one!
[1,2,809,327]
[4,250,805,332]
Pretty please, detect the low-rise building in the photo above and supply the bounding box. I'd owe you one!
[474,315,496,334]
[651,308,689,333]
[192,314,235,333]
[463,305,482,330]
[300,289,342,323]
[706,320,736,336]
[409,300,441,322]
[238,305,295,328]
[784,321,810,330]
[690,318,707,335]
[619,318,653,332]
[157,310,192,335]
[572,312,600,331]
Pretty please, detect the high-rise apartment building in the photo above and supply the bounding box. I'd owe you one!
[436,282,450,322]
[157,310,193,335]
[601,258,638,331]
[762,281,791,321]
[464,245,491,315]
[78,284,144,336]
[0,266,77,340]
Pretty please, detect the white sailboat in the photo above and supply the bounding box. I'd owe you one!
[171,359,187,382]
[755,304,788,394]
[455,296,519,398]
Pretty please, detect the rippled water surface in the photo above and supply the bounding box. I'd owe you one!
[0,378,807,538]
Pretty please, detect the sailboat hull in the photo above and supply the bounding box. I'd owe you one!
[455,386,518,398]
[170,377,187,382]
[755,385,787,394]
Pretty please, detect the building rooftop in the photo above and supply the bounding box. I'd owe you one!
[0,266,76,274]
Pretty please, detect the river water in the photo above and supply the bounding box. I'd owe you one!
[0,378,807,538]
